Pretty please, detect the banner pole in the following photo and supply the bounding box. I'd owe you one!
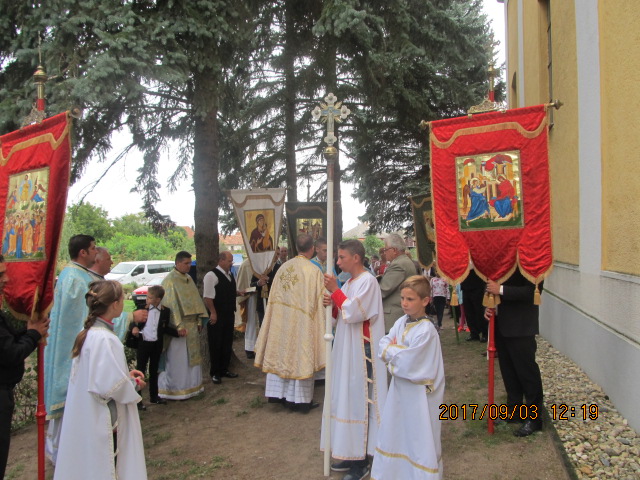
[487,310,496,434]
[323,151,335,476]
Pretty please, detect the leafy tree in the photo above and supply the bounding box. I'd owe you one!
[111,213,153,238]
[103,233,174,263]
[363,234,384,259]
[66,202,112,242]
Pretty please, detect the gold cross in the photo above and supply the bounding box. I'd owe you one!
[311,93,351,147]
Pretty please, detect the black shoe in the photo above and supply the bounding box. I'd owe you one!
[466,335,480,342]
[514,419,542,437]
[223,371,238,378]
[343,464,370,480]
[298,401,320,414]
[245,350,255,359]
[479,335,488,343]
[150,398,167,405]
[330,460,353,472]
[137,402,147,411]
[267,397,284,404]
[212,375,222,384]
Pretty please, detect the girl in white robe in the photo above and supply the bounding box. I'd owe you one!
[371,275,445,480]
[54,280,148,480]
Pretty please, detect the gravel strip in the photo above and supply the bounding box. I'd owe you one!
[538,338,640,479]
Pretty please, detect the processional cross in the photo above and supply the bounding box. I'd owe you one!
[312,92,351,147]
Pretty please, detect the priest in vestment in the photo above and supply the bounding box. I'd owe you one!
[254,234,326,412]
[158,251,208,400]
[322,239,388,480]
[236,258,259,358]
[45,235,144,464]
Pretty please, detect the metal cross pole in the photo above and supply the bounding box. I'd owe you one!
[311,93,350,477]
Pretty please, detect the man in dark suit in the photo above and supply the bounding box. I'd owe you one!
[461,269,488,342]
[203,251,243,384]
[131,284,182,409]
[0,254,49,477]
[486,270,544,437]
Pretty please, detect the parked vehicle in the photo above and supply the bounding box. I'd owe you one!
[105,260,174,286]
[131,276,168,309]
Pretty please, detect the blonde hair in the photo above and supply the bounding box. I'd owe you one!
[401,275,432,299]
[72,280,123,358]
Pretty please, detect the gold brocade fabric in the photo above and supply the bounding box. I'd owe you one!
[162,269,208,367]
[254,257,326,379]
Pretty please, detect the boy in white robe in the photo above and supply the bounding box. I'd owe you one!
[322,239,388,480]
[371,275,445,480]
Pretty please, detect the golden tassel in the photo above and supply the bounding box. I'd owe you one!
[450,289,459,306]
[533,284,541,305]
[482,292,495,308]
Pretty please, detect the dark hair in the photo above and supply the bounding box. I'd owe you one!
[338,239,365,263]
[147,285,165,299]
[314,237,327,247]
[175,250,192,263]
[0,254,4,263]
[296,234,314,253]
[68,234,96,260]
[72,280,123,357]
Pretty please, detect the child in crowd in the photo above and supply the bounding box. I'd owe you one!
[371,275,445,480]
[54,280,148,480]
[429,270,450,331]
[131,284,182,410]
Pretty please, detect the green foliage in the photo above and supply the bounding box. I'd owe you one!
[103,233,174,263]
[67,202,112,242]
[363,235,384,259]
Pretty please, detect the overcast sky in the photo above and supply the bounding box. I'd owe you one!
[67,0,506,232]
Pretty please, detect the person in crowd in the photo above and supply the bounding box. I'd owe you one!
[485,271,544,436]
[429,269,450,331]
[376,247,388,276]
[379,234,417,332]
[462,269,488,342]
[203,251,244,384]
[88,246,113,280]
[322,240,388,480]
[276,245,288,264]
[371,275,444,479]
[131,285,182,410]
[45,235,146,463]
[158,251,208,399]
[0,254,49,478]
[235,258,259,359]
[54,280,147,480]
[254,234,326,412]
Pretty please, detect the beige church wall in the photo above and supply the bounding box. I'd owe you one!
[547,0,579,265]
[598,0,640,276]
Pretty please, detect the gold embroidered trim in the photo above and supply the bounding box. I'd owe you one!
[401,319,426,344]
[430,118,547,150]
[374,447,440,473]
[0,114,71,165]
[158,384,204,397]
[330,414,367,425]
[255,366,325,380]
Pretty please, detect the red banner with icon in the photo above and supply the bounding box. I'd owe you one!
[0,112,72,319]
[430,104,552,286]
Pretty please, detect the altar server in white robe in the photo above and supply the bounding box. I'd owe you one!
[371,275,445,480]
[54,280,147,480]
[322,239,388,480]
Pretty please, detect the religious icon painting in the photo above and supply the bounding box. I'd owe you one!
[456,150,524,231]
[245,208,276,253]
[296,218,323,240]
[2,167,49,261]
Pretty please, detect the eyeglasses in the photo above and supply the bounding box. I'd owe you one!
[382,247,396,252]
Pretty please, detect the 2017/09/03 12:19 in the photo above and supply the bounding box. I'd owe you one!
[438,403,599,421]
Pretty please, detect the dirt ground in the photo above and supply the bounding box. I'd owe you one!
[6,318,572,480]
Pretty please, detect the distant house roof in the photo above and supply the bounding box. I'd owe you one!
[179,226,195,239]
[220,232,244,246]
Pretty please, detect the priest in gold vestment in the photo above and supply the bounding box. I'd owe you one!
[254,234,326,412]
[158,251,208,400]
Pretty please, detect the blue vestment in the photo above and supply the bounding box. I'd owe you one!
[467,189,490,222]
[44,263,129,419]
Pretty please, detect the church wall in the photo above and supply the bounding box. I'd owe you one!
[598,0,640,275]
[504,0,640,433]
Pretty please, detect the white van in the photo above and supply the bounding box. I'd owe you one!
[105,260,174,286]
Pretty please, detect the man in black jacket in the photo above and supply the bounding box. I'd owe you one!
[486,270,544,437]
[0,254,49,477]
